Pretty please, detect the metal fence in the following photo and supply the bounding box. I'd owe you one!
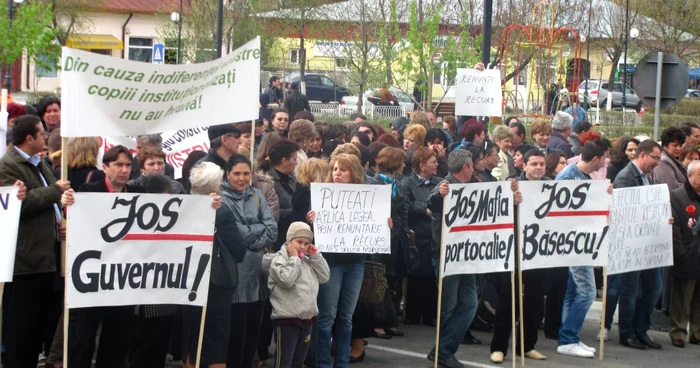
[310,103,408,120]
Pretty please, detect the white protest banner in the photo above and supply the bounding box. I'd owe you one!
[61,37,260,137]
[608,185,673,275]
[310,183,391,253]
[0,186,21,282]
[441,182,515,277]
[455,68,503,117]
[0,111,7,157]
[519,180,611,270]
[66,193,214,308]
[96,127,210,179]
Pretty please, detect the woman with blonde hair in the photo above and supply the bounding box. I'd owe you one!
[410,111,431,130]
[491,125,516,181]
[292,158,331,222]
[54,137,106,186]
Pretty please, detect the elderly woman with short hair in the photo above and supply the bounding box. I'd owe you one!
[182,162,248,368]
[491,125,516,181]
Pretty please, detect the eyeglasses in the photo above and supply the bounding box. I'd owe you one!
[275,118,289,122]
[648,154,661,161]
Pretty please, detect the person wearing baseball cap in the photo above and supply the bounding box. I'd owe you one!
[199,123,241,174]
[262,222,330,368]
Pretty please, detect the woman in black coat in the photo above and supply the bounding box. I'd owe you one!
[607,137,639,182]
[401,147,442,326]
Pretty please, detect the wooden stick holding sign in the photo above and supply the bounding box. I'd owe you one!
[195,305,208,368]
[511,271,516,368]
[61,139,70,368]
[518,268,525,367]
[434,209,446,368]
[599,267,608,360]
[249,120,255,182]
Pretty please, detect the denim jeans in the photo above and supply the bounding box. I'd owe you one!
[604,274,624,330]
[314,262,364,368]
[431,258,477,359]
[618,268,662,339]
[558,266,596,345]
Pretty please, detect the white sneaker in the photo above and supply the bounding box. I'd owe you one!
[557,343,595,358]
[596,328,609,341]
[578,341,596,353]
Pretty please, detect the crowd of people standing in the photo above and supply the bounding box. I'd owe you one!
[1,88,700,368]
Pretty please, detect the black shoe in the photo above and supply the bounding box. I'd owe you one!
[638,335,662,349]
[461,331,482,345]
[385,328,405,337]
[350,350,365,363]
[403,318,420,325]
[373,331,392,339]
[437,355,465,368]
[544,331,558,340]
[620,337,647,350]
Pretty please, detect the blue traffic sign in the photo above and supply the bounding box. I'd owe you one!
[153,43,164,63]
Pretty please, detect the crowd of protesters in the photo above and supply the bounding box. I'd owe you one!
[1,84,700,368]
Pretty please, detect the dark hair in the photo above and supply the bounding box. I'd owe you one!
[367,141,388,168]
[426,128,445,145]
[355,143,372,167]
[271,107,289,121]
[322,139,343,158]
[461,119,485,141]
[504,116,519,125]
[523,148,545,164]
[103,145,132,165]
[483,140,500,155]
[141,174,172,194]
[293,110,315,122]
[226,154,252,173]
[323,123,349,142]
[598,137,611,151]
[581,140,606,162]
[182,150,208,192]
[11,115,43,145]
[509,122,526,142]
[611,136,640,165]
[680,122,700,137]
[545,152,565,178]
[465,145,486,162]
[635,139,662,159]
[372,124,387,137]
[660,126,686,148]
[269,76,280,84]
[377,133,401,148]
[680,146,700,163]
[356,123,378,140]
[516,144,537,157]
[352,131,371,146]
[37,95,61,127]
[350,112,367,121]
[573,120,592,134]
[47,129,62,153]
[259,139,300,171]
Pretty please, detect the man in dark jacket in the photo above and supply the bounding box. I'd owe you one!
[425,149,477,368]
[0,115,70,368]
[547,111,573,158]
[260,76,283,122]
[199,123,241,175]
[284,81,311,120]
[612,139,665,350]
[61,145,144,368]
[669,161,700,347]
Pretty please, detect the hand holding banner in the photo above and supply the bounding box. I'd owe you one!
[441,182,515,277]
[310,183,391,254]
[519,180,611,270]
[66,193,215,308]
[0,186,21,282]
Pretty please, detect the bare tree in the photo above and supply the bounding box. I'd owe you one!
[634,0,700,60]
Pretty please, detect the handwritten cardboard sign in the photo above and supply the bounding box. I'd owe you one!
[455,68,503,117]
[608,185,673,275]
[310,183,391,254]
[519,180,611,270]
[440,182,515,277]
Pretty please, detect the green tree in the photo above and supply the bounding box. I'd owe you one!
[375,0,401,85]
[0,2,58,79]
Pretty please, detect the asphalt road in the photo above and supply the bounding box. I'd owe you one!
[355,319,699,368]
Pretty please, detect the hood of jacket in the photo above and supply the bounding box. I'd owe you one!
[390,116,409,135]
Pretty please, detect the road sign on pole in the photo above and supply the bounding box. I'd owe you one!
[153,43,164,64]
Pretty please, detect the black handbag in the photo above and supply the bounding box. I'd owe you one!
[358,261,388,304]
[403,230,421,275]
[209,230,238,289]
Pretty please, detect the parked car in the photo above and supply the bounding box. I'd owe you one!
[578,80,643,111]
[286,73,349,103]
[686,89,700,98]
[341,88,414,111]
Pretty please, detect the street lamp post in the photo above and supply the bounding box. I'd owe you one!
[584,0,593,98]
[3,0,24,91]
[171,3,182,64]
[622,0,631,112]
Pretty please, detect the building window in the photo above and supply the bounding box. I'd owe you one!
[165,38,179,64]
[128,37,153,63]
[335,58,347,69]
[35,55,57,78]
[290,49,299,64]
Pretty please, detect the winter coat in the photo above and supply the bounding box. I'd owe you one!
[221,181,278,303]
[402,172,443,275]
[547,131,573,158]
[253,171,280,222]
[614,162,649,189]
[284,91,311,120]
[262,244,330,321]
[374,173,410,276]
[0,145,62,275]
[653,150,687,193]
[127,174,187,194]
[606,160,629,182]
[670,181,700,279]
[198,148,228,176]
[427,173,460,259]
[267,169,297,251]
